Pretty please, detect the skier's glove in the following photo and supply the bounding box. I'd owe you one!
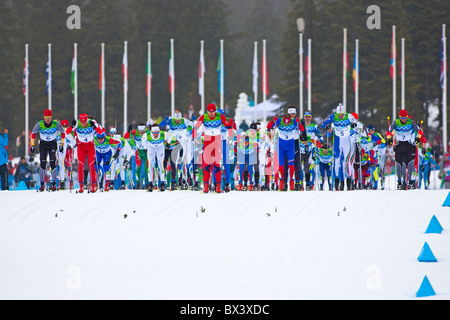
[71,120,77,128]
[386,137,393,145]
[59,145,64,153]
[30,145,35,154]
[124,159,129,169]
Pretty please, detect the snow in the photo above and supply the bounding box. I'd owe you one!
[1,176,450,300]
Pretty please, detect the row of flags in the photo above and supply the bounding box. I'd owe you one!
[22,29,446,111]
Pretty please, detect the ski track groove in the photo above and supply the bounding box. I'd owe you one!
[154,191,199,217]
[8,193,51,222]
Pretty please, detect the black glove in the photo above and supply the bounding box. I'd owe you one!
[89,120,96,128]
[59,145,64,153]
[113,149,120,159]
[30,145,35,154]
[124,159,130,169]
[350,123,357,129]
[386,137,393,145]
[415,136,421,144]
[325,123,332,130]
[71,120,77,128]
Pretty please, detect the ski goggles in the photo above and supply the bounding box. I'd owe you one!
[304,112,312,117]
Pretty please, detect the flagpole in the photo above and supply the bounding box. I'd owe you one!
[147,41,151,120]
[101,43,105,127]
[299,33,303,116]
[74,43,78,119]
[443,24,447,153]
[170,38,175,117]
[392,26,396,120]
[262,39,267,122]
[308,39,312,112]
[355,39,359,115]
[25,44,29,156]
[253,41,258,122]
[220,39,224,109]
[123,41,128,135]
[48,43,52,110]
[343,28,347,108]
[200,40,205,115]
[401,38,405,110]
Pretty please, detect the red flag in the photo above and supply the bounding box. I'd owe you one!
[390,30,396,79]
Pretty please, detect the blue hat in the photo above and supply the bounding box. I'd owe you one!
[96,132,105,139]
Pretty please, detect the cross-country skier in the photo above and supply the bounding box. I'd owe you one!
[65,113,103,193]
[193,103,234,193]
[30,109,66,192]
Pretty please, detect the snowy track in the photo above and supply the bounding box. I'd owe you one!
[1,188,450,299]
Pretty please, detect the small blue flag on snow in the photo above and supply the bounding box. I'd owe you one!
[442,192,450,206]
[418,242,437,262]
[425,215,443,234]
[416,275,436,298]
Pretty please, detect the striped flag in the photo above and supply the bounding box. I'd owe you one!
[169,42,175,93]
[252,43,258,96]
[146,52,152,96]
[23,58,28,96]
[440,32,446,89]
[99,46,105,92]
[261,47,268,95]
[305,47,310,89]
[122,45,128,94]
[390,30,396,79]
[70,48,77,95]
[46,60,51,95]
[198,43,205,96]
[217,49,224,94]
[353,50,359,92]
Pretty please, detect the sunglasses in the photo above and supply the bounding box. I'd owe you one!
[400,116,408,120]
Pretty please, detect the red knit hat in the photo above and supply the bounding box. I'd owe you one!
[43,109,52,117]
[61,119,69,127]
[79,113,88,122]
[207,103,217,113]
[399,109,408,118]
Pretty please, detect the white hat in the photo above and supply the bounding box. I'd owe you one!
[336,103,345,115]
[287,107,297,114]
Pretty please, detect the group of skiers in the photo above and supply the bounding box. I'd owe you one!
[29,102,433,193]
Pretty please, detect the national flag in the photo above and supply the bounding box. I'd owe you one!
[390,30,396,79]
[198,44,205,96]
[46,60,51,95]
[23,58,28,96]
[252,45,258,95]
[169,43,175,93]
[344,40,349,78]
[99,48,105,92]
[353,50,359,93]
[217,50,224,93]
[299,46,304,84]
[122,45,128,94]
[305,48,310,89]
[146,54,152,96]
[440,33,446,89]
[71,49,77,95]
[261,49,269,95]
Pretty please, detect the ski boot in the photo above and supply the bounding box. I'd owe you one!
[58,181,65,190]
[215,184,222,193]
[279,180,285,191]
[147,182,153,192]
[203,183,209,193]
[39,182,46,192]
[104,181,110,192]
[289,180,295,191]
[109,180,115,191]
[248,184,254,191]
[78,183,84,194]
[160,182,166,192]
[339,180,345,191]
[335,178,340,191]
[237,183,243,191]
[408,180,416,190]
[171,180,177,191]
[305,184,312,191]
[224,183,231,193]
[49,182,57,192]
[90,182,98,193]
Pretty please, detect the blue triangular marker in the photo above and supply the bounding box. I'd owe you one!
[16,181,28,191]
[442,192,450,206]
[418,242,437,262]
[426,215,443,234]
[416,275,436,298]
